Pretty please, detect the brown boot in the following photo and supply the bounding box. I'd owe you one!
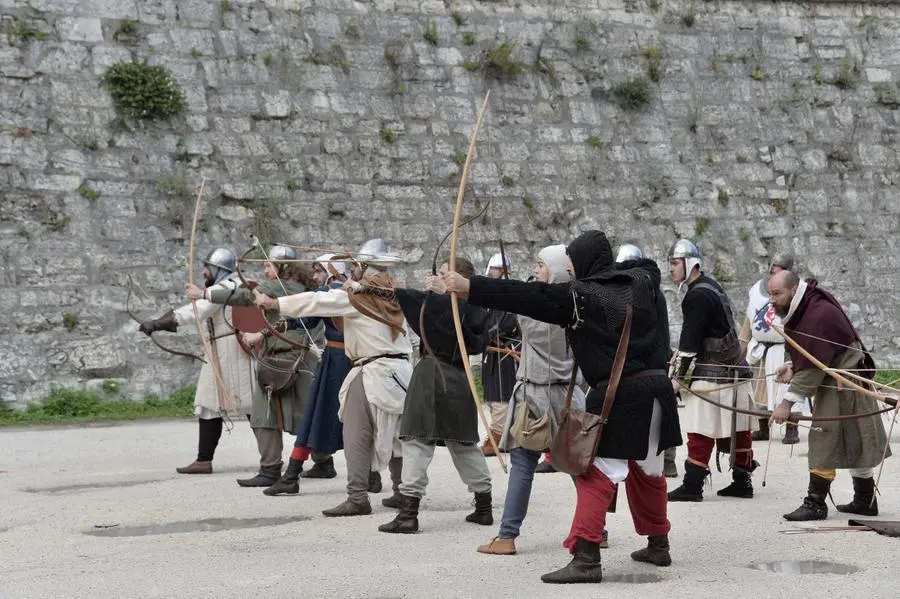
[630,535,672,566]
[751,417,770,441]
[477,537,517,555]
[176,460,212,474]
[782,423,800,445]
[540,537,603,584]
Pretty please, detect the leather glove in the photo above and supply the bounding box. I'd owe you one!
[139,310,177,336]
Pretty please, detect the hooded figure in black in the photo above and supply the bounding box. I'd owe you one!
[432,230,681,585]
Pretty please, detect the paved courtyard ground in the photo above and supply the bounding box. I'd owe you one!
[1,418,898,598]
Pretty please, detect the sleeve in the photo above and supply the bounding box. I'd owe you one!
[677,288,715,353]
[287,316,322,330]
[463,303,489,354]
[468,276,575,327]
[787,367,826,400]
[207,286,254,306]
[172,279,240,327]
[278,288,358,318]
[394,288,426,337]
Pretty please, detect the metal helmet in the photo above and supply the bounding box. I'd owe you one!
[770,251,796,273]
[615,244,644,263]
[668,239,701,277]
[268,245,296,262]
[203,248,236,273]
[356,238,389,262]
[317,253,347,278]
[484,252,511,276]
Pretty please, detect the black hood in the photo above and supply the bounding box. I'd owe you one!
[566,230,613,280]
[616,258,662,287]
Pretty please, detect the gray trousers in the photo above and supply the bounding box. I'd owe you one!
[253,426,283,470]
[400,438,492,499]
[342,376,397,502]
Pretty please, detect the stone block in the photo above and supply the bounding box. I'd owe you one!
[56,17,104,42]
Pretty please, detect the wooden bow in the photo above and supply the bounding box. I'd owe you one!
[449,90,506,472]
[188,178,236,412]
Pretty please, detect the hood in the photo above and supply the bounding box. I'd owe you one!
[615,257,662,288]
[537,244,570,284]
[566,230,613,280]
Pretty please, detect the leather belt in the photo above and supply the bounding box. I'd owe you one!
[350,353,409,368]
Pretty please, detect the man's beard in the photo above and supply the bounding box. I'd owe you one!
[204,272,215,287]
[773,303,788,318]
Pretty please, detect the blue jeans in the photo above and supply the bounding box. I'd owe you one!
[498,447,541,539]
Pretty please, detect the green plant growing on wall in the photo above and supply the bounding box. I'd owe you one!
[585,136,603,149]
[285,178,300,191]
[344,23,360,38]
[463,32,476,46]
[648,0,661,11]
[424,21,439,46]
[452,149,466,167]
[102,380,120,394]
[612,77,653,111]
[463,43,524,79]
[4,19,46,41]
[43,212,71,232]
[642,46,662,82]
[451,10,466,27]
[717,186,730,207]
[874,83,900,109]
[380,124,396,143]
[500,175,515,187]
[263,52,273,67]
[771,197,789,215]
[78,183,99,201]
[694,217,709,237]
[220,0,233,12]
[739,228,750,242]
[522,195,535,210]
[750,68,765,81]
[713,259,730,282]
[62,312,78,331]
[102,61,185,121]
[812,63,823,85]
[831,58,859,90]
[575,35,588,52]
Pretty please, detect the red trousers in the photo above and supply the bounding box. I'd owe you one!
[687,432,753,469]
[291,446,313,461]
[564,462,670,552]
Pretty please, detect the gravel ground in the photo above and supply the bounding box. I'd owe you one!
[1,418,897,599]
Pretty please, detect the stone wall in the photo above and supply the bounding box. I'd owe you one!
[2,0,899,406]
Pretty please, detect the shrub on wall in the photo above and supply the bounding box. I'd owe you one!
[102,61,186,121]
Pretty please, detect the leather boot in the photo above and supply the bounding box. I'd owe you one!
[237,465,281,488]
[717,461,757,498]
[300,457,337,479]
[263,458,303,496]
[783,473,831,521]
[477,537,517,555]
[836,476,878,516]
[322,496,372,517]
[751,417,770,441]
[368,470,383,493]
[466,491,493,525]
[630,534,672,567]
[782,423,800,445]
[176,460,212,474]
[667,461,709,502]
[378,494,420,534]
[540,537,603,584]
[382,457,404,508]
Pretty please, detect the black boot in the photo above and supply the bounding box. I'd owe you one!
[783,473,831,521]
[541,537,603,584]
[382,456,403,508]
[378,494,420,534]
[535,460,557,474]
[836,476,878,516]
[237,465,281,487]
[263,458,303,496]
[368,470,383,493]
[717,461,757,498]
[782,423,799,445]
[630,534,672,567]
[300,457,337,479]
[667,461,709,502]
[751,417,770,441]
[465,491,493,525]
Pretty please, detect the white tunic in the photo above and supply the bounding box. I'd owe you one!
[278,288,413,470]
[744,279,809,414]
[172,274,255,419]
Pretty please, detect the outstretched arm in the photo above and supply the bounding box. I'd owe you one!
[438,272,574,327]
